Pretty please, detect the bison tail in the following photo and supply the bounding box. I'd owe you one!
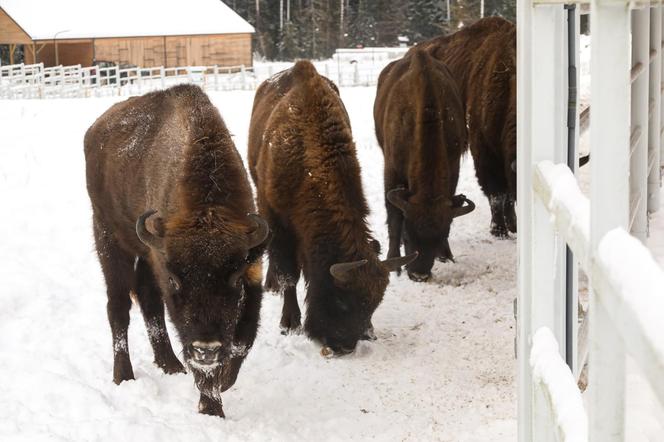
[291,60,318,81]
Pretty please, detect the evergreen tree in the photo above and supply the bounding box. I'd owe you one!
[404,0,445,43]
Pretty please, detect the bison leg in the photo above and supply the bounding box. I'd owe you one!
[489,194,510,239]
[384,175,405,274]
[504,197,517,234]
[198,393,225,418]
[134,257,185,375]
[93,218,135,384]
[263,214,302,333]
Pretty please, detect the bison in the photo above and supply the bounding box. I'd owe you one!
[248,60,416,355]
[84,84,269,417]
[416,17,517,238]
[374,48,475,282]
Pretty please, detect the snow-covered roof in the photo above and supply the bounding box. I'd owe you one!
[0,0,254,40]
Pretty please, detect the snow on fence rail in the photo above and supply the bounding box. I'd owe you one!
[533,160,664,440]
[530,328,588,442]
[0,50,407,99]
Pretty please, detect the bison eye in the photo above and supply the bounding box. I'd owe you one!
[168,274,182,292]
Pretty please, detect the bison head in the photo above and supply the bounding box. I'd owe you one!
[304,251,417,355]
[387,188,474,282]
[136,210,268,386]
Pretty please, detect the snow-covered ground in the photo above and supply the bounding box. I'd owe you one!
[0,87,517,440]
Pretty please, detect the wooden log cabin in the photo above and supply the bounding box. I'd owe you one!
[0,0,254,68]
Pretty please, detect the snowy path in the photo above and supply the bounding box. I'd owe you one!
[0,87,516,441]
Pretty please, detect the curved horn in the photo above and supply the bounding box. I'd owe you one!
[386,188,410,213]
[452,195,476,218]
[511,160,517,173]
[330,259,368,284]
[136,209,165,251]
[246,214,269,249]
[381,252,418,272]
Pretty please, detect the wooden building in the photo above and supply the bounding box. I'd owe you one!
[0,0,254,68]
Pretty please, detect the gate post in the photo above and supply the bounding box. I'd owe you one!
[517,1,568,440]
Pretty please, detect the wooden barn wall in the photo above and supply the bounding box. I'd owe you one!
[0,9,31,44]
[26,41,94,67]
[94,37,166,67]
[165,34,252,67]
[92,34,252,68]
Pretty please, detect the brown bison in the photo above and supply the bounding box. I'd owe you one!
[84,84,269,417]
[374,48,475,282]
[417,17,517,237]
[248,60,416,355]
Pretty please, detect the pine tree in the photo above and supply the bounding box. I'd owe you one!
[347,0,378,48]
[404,0,445,43]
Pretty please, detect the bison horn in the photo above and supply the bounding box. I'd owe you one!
[511,160,517,173]
[246,214,269,249]
[136,209,165,251]
[381,252,418,272]
[330,259,368,284]
[386,188,410,213]
[452,195,476,218]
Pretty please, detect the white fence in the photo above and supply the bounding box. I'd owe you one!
[0,49,408,99]
[519,1,664,441]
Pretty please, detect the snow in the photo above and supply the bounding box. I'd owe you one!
[0,0,254,40]
[0,87,517,440]
[534,161,591,269]
[530,328,587,442]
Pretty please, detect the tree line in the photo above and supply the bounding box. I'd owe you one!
[226,0,515,60]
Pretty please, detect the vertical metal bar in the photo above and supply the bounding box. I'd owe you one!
[631,9,650,242]
[589,0,630,440]
[517,2,567,440]
[649,5,662,213]
[565,4,579,374]
[517,0,535,437]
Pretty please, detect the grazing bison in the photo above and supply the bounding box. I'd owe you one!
[416,17,517,237]
[374,48,475,282]
[248,60,416,355]
[84,84,269,417]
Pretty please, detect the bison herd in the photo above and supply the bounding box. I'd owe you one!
[84,17,516,418]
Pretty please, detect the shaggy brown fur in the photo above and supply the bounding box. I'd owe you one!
[84,84,268,417]
[374,48,473,281]
[416,17,517,237]
[248,60,413,354]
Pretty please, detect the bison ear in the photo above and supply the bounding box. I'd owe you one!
[153,217,166,237]
[370,239,382,255]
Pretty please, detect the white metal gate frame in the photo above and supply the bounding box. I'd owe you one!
[518,0,664,440]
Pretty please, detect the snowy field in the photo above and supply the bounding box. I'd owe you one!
[0,87,518,441]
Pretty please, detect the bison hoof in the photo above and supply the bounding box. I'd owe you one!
[407,271,431,282]
[280,312,302,334]
[280,324,303,336]
[198,395,225,418]
[156,356,186,375]
[490,224,510,239]
[113,354,135,385]
[360,326,377,341]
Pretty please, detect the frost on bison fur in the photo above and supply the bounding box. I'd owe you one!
[84,84,269,417]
